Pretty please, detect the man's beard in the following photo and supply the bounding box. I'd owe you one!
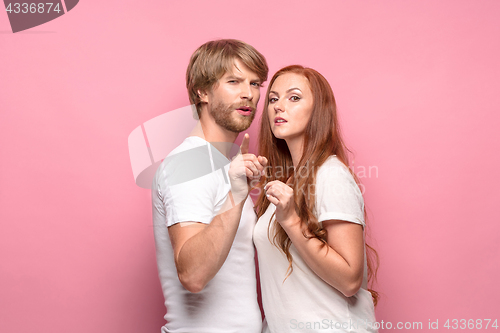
[209,101,255,133]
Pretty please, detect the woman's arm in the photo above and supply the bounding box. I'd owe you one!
[285,217,364,297]
[265,181,365,297]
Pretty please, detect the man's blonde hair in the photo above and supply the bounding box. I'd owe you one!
[186,39,268,118]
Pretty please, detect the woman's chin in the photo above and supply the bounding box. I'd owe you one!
[272,129,286,140]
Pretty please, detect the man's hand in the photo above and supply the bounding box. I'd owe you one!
[228,133,267,205]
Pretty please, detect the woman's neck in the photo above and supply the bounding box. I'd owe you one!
[285,136,304,168]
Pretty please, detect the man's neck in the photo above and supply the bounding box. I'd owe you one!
[190,117,239,159]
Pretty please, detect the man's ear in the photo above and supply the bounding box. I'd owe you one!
[197,90,209,103]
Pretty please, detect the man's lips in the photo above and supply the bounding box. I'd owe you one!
[236,106,254,116]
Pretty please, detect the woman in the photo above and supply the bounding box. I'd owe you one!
[254,65,378,333]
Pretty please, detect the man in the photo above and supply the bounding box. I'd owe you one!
[152,39,269,332]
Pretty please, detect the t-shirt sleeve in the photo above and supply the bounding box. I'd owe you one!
[314,159,365,227]
[155,150,223,227]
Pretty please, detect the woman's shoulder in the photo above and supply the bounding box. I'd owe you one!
[315,155,360,189]
[313,155,365,223]
[316,155,351,177]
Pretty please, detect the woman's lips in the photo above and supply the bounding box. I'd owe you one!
[274,117,287,125]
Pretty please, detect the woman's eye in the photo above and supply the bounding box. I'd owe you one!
[290,96,300,101]
[269,97,278,103]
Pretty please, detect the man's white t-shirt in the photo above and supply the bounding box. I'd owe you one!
[253,156,377,333]
[152,136,261,333]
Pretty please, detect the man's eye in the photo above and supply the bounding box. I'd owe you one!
[251,82,261,87]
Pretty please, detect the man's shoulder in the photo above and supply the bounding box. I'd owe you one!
[166,136,206,156]
[155,137,224,188]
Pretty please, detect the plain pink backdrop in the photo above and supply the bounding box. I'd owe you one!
[1,1,500,332]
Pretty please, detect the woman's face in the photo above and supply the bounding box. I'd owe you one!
[268,73,314,144]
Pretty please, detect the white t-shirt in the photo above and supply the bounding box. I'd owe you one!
[253,156,377,333]
[152,136,262,333]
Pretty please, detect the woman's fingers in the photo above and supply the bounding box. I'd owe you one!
[266,192,280,205]
[266,185,283,199]
[265,181,293,205]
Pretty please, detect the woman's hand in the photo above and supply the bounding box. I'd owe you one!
[264,180,301,230]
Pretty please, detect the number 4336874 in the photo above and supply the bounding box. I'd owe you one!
[5,3,62,14]
[444,319,498,330]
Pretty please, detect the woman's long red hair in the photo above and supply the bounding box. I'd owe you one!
[255,65,379,305]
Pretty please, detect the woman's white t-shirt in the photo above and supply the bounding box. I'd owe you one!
[253,156,377,333]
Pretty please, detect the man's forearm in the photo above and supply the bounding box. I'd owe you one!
[174,192,246,292]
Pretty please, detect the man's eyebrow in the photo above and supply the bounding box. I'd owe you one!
[224,74,243,80]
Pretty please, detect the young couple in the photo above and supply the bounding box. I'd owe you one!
[152,39,378,333]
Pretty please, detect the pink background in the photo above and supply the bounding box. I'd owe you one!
[1,1,500,332]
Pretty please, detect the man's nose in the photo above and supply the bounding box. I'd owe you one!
[240,83,254,101]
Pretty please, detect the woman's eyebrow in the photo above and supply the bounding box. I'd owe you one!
[269,88,302,95]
